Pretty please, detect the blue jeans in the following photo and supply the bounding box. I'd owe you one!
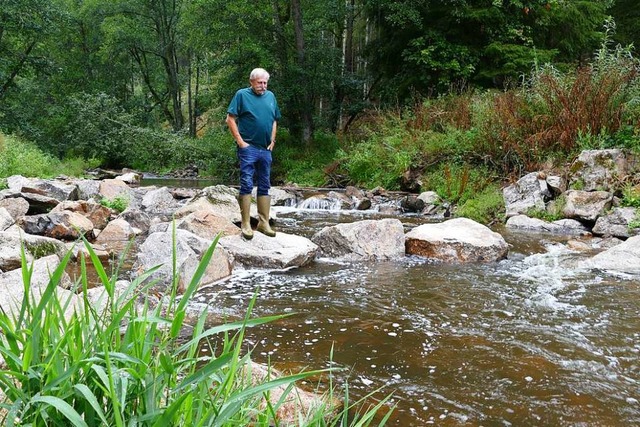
[238,144,272,196]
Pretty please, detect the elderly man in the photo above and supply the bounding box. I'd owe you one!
[226,68,281,240]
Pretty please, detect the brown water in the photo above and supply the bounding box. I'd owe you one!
[192,208,640,426]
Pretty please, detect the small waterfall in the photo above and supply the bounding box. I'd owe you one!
[298,196,344,210]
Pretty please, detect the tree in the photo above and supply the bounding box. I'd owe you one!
[0,0,60,101]
[101,0,189,131]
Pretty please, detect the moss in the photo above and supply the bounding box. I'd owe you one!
[26,241,60,259]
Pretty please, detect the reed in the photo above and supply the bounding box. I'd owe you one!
[0,231,393,426]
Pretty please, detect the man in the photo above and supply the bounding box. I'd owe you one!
[226,68,281,240]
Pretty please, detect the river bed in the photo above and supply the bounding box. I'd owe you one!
[191,207,640,426]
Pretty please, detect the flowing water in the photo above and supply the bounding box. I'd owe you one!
[191,207,640,426]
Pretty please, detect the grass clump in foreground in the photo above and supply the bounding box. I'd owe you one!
[0,234,394,426]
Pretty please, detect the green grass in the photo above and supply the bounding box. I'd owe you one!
[0,133,93,178]
[99,195,129,214]
[0,228,393,426]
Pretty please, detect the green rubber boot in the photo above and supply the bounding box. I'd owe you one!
[256,195,276,237]
[238,194,254,240]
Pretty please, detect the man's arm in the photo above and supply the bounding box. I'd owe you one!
[268,120,277,151]
[226,114,248,148]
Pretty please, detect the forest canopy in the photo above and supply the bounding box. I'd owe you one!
[0,0,638,175]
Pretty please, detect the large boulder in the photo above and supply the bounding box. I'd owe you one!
[20,178,78,202]
[0,197,29,220]
[51,200,114,230]
[177,209,241,239]
[562,190,613,223]
[219,232,317,269]
[0,255,76,319]
[406,217,508,263]
[592,207,640,239]
[177,185,241,223]
[18,211,94,240]
[569,149,637,192]
[311,219,405,261]
[139,186,186,219]
[99,179,131,201]
[502,172,552,218]
[0,208,13,231]
[93,217,139,254]
[133,229,233,294]
[506,215,590,235]
[0,229,70,271]
[585,235,640,274]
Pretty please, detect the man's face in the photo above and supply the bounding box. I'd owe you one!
[250,76,268,95]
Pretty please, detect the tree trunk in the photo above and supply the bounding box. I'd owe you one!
[291,0,313,144]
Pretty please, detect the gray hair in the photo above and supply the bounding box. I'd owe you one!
[250,68,270,80]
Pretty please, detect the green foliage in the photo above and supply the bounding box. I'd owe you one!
[423,163,496,206]
[621,185,640,208]
[99,195,129,214]
[0,236,392,426]
[189,125,239,183]
[629,211,640,230]
[0,133,91,178]
[275,131,342,187]
[455,185,505,225]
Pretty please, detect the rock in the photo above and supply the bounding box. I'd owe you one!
[21,178,78,201]
[177,209,241,239]
[506,215,566,233]
[562,190,613,223]
[569,149,637,192]
[0,255,76,319]
[6,175,30,192]
[74,179,101,200]
[592,207,640,238]
[117,209,152,234]
[242,361,341,425]
[99,179,131,200]
[545,175,566,196]
[0,208,13,231]
[178,185,241,222]
[18,211,94,240]
[400,195,426,213]
[116,171,142,184]
[506,215,590,235]
[405,217,508,263]
[51,200,114,230]
[134,229,233,294]
[140,186,186,219]
[219,232,317,269]
[311,219,405,261]
[18,191,61,214]
[585,234,640,274]
[502,172,551,218]
[417,191,441,206]
[93,218,138,254]
[0,197,29,220]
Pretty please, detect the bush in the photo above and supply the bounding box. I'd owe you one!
[276,131,341,187]
[0,133,92,178]
[455,185,505,224]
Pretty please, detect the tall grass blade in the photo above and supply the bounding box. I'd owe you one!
[30,395,89,427]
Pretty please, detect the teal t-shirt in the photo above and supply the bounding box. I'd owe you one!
[227,87,281,149]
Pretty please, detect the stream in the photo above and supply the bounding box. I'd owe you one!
[184,204,640,426]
